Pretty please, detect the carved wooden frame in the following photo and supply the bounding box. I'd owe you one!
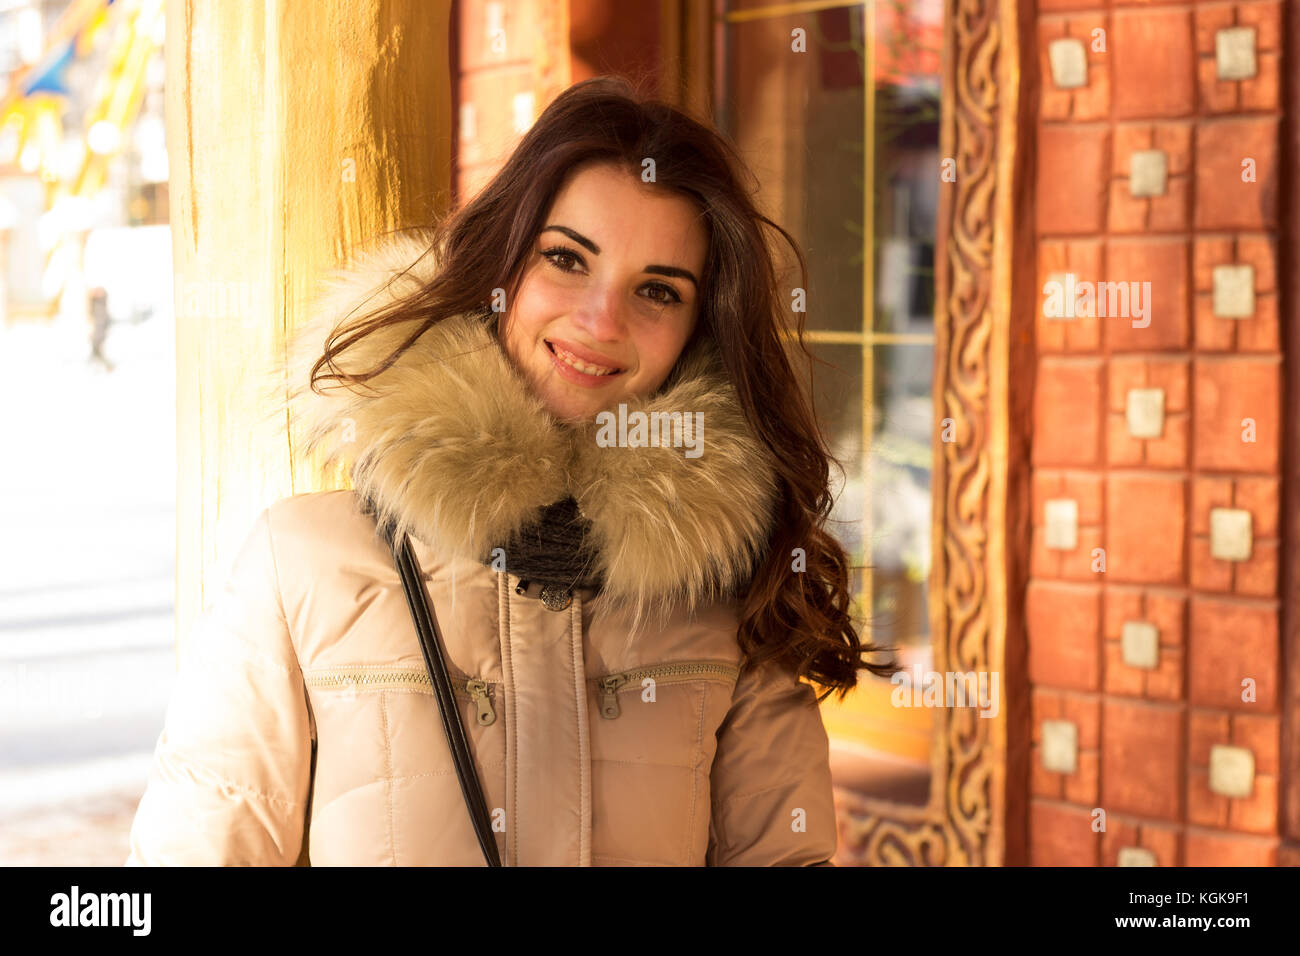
[828,0,1032,866]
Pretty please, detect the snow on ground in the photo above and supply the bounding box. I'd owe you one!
[0,286,178,866]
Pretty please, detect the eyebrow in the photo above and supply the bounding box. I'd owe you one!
[540,224,699,288]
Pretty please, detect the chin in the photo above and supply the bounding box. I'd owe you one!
[528,365,628,424]
[545,394,605,425]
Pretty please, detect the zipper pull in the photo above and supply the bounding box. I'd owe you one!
[465,679,496,725]
[597,674,626,719]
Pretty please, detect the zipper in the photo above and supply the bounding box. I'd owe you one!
[464,678,495,726]
[591,660,740,719]
[303,659,740,723]
[303,669,498,725]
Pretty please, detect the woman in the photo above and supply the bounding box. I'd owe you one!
[126,76,897,867]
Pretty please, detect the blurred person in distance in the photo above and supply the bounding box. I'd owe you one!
[88,285,115,372]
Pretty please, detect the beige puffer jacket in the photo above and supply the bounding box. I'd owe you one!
[125,231,839,866]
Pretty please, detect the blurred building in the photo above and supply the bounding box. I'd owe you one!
[0,0,168,328]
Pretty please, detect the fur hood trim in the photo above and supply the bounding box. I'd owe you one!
[264,229,780,628]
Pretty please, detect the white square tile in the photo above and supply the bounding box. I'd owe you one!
[1044,271,1079,321]
[1041,719,1078,774]
[1210,508,1252,562]
[1209,744,1255,798]
[1118,847,1158,867]
[1212,264,1255,319]
[1126,388,1165,439]
[1045,499,1078,551]
[1130,150,1168,198]
[1049,38,1088,89]
[1216,26,1257,81]
[1121,621,1159,670]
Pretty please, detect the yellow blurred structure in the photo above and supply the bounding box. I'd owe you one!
[164,0,454,656]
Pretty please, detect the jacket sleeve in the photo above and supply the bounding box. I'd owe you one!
[706,658,838,866]
[125,506,313,866]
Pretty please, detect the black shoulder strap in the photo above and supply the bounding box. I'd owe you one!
[374,507,503,867]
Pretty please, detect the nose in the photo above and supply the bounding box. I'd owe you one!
[571,281,627,342]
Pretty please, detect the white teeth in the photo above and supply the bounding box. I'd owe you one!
[552,344,617,376]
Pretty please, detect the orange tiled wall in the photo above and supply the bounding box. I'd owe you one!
[1029,0,1284,865]
[454,0,573,205]
[453,0,662,207]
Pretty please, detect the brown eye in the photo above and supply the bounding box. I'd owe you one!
[643,283,683,306]
[540,246,582,273]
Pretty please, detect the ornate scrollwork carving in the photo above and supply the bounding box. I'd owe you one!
[833,0,1007,867]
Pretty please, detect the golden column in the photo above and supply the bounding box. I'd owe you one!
[165,0,453,653]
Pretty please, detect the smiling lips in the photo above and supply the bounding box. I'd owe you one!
[545,338,625,384]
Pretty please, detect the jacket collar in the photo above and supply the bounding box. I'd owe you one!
[276,230,780,627]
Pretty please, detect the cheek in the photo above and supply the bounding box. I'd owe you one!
[633,324,695,388]
[503,275,558,361]
[511,271,572,330]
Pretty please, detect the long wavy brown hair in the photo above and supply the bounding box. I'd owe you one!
[309,75,900,700]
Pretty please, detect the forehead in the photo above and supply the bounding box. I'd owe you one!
[545,162,707,266]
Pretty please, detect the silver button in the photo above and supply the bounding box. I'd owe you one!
[539,584,573,611]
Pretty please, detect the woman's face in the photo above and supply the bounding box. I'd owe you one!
[497,161,708,424]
